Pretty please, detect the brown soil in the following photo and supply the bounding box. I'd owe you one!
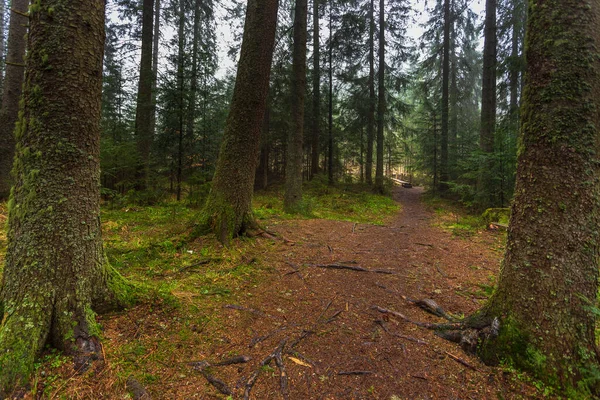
[34,187,546,399]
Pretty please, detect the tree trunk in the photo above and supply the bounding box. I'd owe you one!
[449,16,458,181]
[0,0,28,200]
[186,0,201,185]
[467,0,600,390]
[149,0,161,148]
[284,0,307,212]
[200,0,279,244]
[374,0,385,193]
[439,0,450,192]
[134,0,154,190]
[478,0,497,207]
[0,0,5,92]
[327,4,333,186]
[176,0,185,201]
[366,0,375,186]
[310,0,320,179]
[0,1,125,395]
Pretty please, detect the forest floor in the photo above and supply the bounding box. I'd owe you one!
[0,184,554,399]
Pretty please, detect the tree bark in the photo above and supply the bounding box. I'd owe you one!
[200,0,279,244]
[439,0,450,192]
[470,0,600,390]
[366,0,375,186]
[176,0,185,201]
[310,0,320,179]
[134,0,154,190]
[327,4,333,185]
[0,0,28,200]
[0,1,125,395]
[478,0,497,207]
[186,0,201,194]
[149,0,161,149]
[374,0,385,193]
[284,0,307,212]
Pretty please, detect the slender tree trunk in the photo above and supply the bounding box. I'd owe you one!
[327,4,333,185]
[310,0,320,179]
[0,1,125,395]
[478,0,497,207]
[149,0,161,144]
[461,0,600,391]
[374,0,385,193]
[0,0,28,200]
[176,0,185,201]
[284,0,307,211]
[449,17,458,180]
[366,0,375,185]
[134,0,154,190]
[0,0,5,92]
[200,0,279,244]
[185,0,202,199]
[439,0,450,192]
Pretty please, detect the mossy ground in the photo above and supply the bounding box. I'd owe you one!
[0,182,399,398]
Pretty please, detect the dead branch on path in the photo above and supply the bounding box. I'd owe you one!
[200,370,233,395]
[223,304,270,318]
[307,263,395,275]
[441,350,479,371]
[337,371,374,376]
[244,339,289,400]
[375,320,428,345]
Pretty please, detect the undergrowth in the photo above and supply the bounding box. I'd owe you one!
[253,176,399,224]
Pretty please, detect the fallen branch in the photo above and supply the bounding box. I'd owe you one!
[308,263,394,275]
[244,339,288,400]
[200,370,232,395]
[415,242,434,247]
[443,351,479,371]
[178,259,212,272]
[375,320,428,345]
[338,371,374,376]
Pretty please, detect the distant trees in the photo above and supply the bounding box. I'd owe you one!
[0,0,125,395]
[0,0,28,199]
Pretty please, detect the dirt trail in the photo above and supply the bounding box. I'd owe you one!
[193,187,541,399]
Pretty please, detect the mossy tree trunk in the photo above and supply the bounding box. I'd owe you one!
[284,0,307,212]
[134,0,154,190]
[374,0,385,194]
[470,0,600,390]
[0,0,123,395]
[201,0,279,244]
[0,0,28,200]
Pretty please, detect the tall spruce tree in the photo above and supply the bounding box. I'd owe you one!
[0,0,126,395]
[449,0,600,391]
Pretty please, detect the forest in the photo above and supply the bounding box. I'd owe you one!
[0,0,599,398]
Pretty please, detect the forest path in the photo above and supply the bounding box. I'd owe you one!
[197,186,541,399]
